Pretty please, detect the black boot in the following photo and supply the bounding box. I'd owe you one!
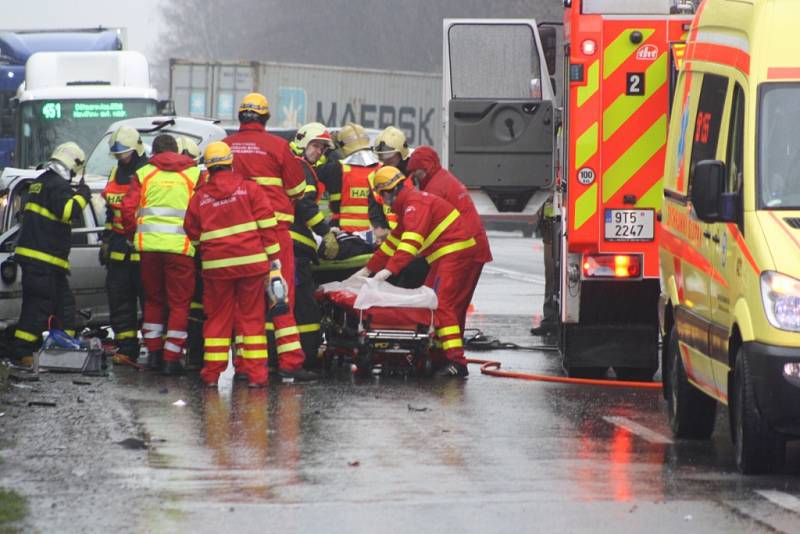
[146,350,163,371]
[278,368,320,383]
[435,362,469,378]
[161,360,184,376]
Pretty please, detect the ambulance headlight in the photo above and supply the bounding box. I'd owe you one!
[761,271,800,332]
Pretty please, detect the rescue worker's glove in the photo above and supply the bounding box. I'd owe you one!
[98,242,109,266]
[329,226,341,234]
[373,269,392,282]
[321,230,340,260]
[74,180,91,203]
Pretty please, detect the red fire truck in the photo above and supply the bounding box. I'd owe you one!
[557,0,695,378]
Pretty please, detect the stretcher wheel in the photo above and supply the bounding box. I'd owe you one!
[354,349,373,377]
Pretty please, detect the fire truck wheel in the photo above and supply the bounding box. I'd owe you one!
[733,347,785,474]
[667,327,716,439]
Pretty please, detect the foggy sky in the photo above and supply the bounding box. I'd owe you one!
[1,0,163,56]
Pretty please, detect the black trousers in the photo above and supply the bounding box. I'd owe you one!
[14,262,76,359]
[106,256,142,356]
[294,258,321,369]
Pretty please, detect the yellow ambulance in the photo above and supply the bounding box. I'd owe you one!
[660,0,800,474]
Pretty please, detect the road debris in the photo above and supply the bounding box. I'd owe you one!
[172,399,187,407]
[407,404,429,412]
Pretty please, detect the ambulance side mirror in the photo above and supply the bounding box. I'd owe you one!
[691,159,728,223]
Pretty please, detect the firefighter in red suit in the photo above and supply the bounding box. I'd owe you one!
[223,93,316,381]
[121,134,200,375]
[406,146,492,333]
[355,166,477,378]
[184,142,283,387]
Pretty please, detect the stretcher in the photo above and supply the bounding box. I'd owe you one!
[317,277,439,376]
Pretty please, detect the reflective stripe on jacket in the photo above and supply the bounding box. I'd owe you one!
[366,185,476,275]
[224,123,307,226]
[184,168,280,280]
[334,163,373,232]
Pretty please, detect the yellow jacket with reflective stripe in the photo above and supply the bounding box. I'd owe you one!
[129,157,200,256]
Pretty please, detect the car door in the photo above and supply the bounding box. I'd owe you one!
[67,189,109,326]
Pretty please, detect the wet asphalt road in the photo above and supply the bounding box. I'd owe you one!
[4,232,800,533]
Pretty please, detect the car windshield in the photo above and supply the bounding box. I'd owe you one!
[759,83,800,209]
[17,99,157,170]
[86,129,202,177]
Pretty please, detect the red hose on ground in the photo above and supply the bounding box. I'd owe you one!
[466,358,663,389]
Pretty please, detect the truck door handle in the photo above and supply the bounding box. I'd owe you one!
[703,231,711,239]
[711,235,720,244]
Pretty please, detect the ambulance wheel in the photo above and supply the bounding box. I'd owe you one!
[732,347,785,474]
[666,328,716,439]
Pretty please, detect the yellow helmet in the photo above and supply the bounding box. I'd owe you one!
[373,126,409,160]
[337,122,370,157]
[108,125,144,156]
[294,122,333,151]
[177,136,201,162]
[371,166,406,193]
[203,141,233,169]
[238,93,270,116]
[50,142,86,175]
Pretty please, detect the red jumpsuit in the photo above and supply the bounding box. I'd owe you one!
[366,186,477,366]
[407,147,492,331]
[184,168,281,386]
[224,123,307,372]
[121,152,199,363]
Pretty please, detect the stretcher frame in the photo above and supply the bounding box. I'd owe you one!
[319,292,437,377]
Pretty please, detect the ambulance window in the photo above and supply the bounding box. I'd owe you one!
[688,74,728,194]
[758,83,800,209]
[725,84,745,194]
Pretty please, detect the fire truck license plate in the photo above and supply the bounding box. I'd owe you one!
[604,209,654,241]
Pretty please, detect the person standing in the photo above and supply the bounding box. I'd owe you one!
[317,122,378,233]
[121,134,200,375]
[291,123,339,369]
[184,142,283,387]
[11,142,91,366]
[100,126,148,365]
[224,93,316,381]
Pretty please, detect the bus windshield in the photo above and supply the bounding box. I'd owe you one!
[758,83,800,209]
[17,99,157,169]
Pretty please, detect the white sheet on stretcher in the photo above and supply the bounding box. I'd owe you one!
[320,276,438,310]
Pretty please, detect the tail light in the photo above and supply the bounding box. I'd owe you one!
[582,254,642,279]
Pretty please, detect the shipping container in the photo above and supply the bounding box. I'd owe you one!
[169,59,442,149]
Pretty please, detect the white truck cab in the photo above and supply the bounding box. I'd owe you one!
[14,51,159,169]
